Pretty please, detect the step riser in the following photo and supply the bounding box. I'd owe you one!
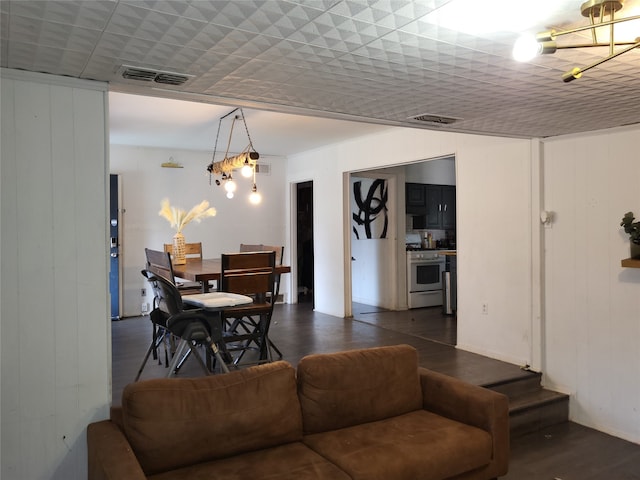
[486,373,569,437]
[510,399,569,437]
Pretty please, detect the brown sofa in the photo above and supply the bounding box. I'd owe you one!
[88,345,509,480]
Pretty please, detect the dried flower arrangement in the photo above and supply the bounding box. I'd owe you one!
[158,198,216,233]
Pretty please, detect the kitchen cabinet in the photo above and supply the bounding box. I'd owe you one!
[405,183,427,214]
[425,185,456,229]
[406,183,456,229]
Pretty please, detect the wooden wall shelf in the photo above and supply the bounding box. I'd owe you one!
[621,258,640,268]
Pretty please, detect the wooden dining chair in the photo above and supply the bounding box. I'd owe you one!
[239,244,285,359]
[164,242,203,260]
[219,251,276,366]
[164,242,217,291]
[146,247,202,295]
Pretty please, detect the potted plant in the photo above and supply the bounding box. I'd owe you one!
[620,212,640,259]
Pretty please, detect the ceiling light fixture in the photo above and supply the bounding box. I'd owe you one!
[206,108,261,203]
[513,0,640,82]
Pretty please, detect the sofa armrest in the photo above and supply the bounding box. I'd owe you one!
[419,367,509,477]
[87,420,146,480]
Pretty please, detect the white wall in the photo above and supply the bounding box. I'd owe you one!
[542,126,640,443]
[109,145,288,317]
[405,156,456,185]
[1,70,110,479]
[287,128,534,366]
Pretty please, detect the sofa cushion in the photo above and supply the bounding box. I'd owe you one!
[297,344,423,434]
[303,410,493,480]
[147,442,352,480]
[121,361,303,475]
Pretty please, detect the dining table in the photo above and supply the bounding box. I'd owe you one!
[172,257,291,293]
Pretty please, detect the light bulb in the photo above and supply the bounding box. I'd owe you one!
[224,178,236,193]
[226,191,234,199]
[249,184,261,205]
[241,161,253,178]
[512,33,540,62]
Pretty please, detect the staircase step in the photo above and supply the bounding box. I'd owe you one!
[509,389,569,437]
[483,370,570,437]
[483,370,542,400]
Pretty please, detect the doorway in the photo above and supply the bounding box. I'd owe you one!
[346,158,458,346]
[296,181,314,305]
[109,174,122,320]
[349,172,397,310]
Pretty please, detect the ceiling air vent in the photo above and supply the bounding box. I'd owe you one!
[255,162,270,175]
[121,67,156,82]
[119,66,192,86]
[155,73,190,85]
[409,113,460,126]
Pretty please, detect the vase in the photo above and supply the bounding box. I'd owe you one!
[173,232,186,264]
[631,241,640,260]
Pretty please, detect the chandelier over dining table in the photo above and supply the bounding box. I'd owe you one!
[206,107,262,204]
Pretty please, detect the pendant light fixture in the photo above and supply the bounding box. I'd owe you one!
[206,107,261,202]
[513,0,640,82]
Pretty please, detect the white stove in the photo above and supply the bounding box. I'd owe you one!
[406,247,445,309]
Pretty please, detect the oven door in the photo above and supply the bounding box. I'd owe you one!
[410,260,443,292]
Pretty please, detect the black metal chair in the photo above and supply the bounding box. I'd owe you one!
[220,251,276,366]
[133,270,173,381]
[137,269,231,378]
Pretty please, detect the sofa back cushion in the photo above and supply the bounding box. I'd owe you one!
[297,345,423,434]
[121,361,303,475]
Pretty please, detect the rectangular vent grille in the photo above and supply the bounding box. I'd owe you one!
[120,66,192,86]
[410,114,460,125]
[255,162,270,175]
[155,73,188,85]
[122,67,156,82]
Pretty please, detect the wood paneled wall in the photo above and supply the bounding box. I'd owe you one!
[1,69,110,479]
[543,126,640,444]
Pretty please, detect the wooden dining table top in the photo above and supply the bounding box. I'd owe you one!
[172,257,291,292]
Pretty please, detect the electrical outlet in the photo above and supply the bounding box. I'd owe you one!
[141,288,146,297]
[141,302,149,313]
[481,303,489,315]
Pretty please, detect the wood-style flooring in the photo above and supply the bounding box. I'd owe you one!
[111,302,640,479]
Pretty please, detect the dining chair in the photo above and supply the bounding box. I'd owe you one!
[145,248,202,295]
[138,269,231,378]
[163,242,215,291]
[134,269,173,380]
[142,248,203,374]
[164,242,203,260]
[219,251,276,366]
[239,244,285,359]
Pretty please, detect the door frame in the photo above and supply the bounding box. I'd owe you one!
[344,170,399,317]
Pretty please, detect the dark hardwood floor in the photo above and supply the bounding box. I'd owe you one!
[111,302,640,479]
[352,302,457,346]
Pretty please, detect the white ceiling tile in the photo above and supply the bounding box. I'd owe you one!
[2,0,639,138]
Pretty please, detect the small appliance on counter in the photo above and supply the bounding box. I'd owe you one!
[405,233,423,251]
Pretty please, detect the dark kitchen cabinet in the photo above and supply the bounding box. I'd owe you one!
[441,185,456,229]
[406,183,456,229]
[405,183,427,214]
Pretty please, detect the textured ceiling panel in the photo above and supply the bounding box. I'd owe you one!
[1,0,639,138]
